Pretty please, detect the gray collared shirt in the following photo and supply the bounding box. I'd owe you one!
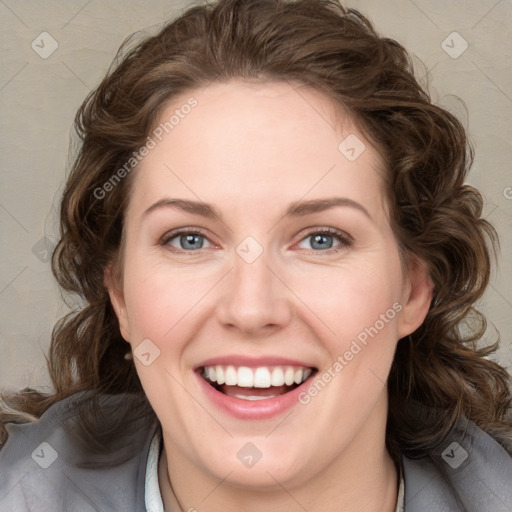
[2,393,510,511]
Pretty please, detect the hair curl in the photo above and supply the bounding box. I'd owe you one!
[2,0,511,460]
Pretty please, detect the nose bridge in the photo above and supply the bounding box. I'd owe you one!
[216,246,291,332]
[234,252,273,301]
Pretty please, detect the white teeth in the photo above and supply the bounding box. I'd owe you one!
[202,364,313,388]
[225,365,237,386]
[237,367,254,388]
[253,367,271,388]
[233,394,276,401]
[284,367,295,386]
[216,365,225,385]
[271,367,285,386]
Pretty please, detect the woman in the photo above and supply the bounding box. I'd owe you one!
[1,0,511,510]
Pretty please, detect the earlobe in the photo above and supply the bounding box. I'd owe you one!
[104,266,131,342]
[397,256,434,339]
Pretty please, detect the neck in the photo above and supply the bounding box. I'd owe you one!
[158,394,398,512]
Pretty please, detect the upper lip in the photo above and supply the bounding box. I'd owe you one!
[194,355,317,370]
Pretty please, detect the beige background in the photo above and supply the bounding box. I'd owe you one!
[0,0,511,391]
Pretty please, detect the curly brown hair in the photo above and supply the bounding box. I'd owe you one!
[1,0,511,461]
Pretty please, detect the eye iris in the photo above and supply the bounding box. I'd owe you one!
[311,234,333,250]
[181,234,203,250]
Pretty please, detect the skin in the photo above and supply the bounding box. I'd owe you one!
[107,80,433,511]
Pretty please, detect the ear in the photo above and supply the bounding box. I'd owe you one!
[397,255,434,339]
[104,265,131,342]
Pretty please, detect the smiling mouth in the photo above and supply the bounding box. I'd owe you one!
[199,365,317,400]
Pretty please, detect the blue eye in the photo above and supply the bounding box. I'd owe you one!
[161,228,350,253]
[310,233,336,250]
[297,229,350,252]
[165,232,212,251]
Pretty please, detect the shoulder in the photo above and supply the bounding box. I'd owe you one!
[402,419,512,512]
[0,392,158,512]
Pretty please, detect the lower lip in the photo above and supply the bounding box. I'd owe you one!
[196,371,313,420]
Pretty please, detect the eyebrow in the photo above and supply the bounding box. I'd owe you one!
[285,197,372,220]
[142,197,372,221]
[143,199,223,219]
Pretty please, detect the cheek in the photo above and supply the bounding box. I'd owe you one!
[122,258,218,345]
[292,258,403,344]
[122,257,178,339]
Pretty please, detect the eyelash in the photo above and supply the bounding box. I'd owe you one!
[298,227,353,253]
[159,227,353,254]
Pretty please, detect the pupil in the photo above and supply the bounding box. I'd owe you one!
[311,234,333,250]
[181,234,203,249]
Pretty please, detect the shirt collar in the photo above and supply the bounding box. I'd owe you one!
[145,427,164,512]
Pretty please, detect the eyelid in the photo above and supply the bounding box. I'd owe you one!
[159,226,353,253]
[301,226,353,241]
[293,227,353,252]
[160,226,217,251]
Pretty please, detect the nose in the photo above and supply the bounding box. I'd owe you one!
[215,251,293,336]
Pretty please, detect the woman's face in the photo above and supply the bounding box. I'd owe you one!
[108,81,431,491]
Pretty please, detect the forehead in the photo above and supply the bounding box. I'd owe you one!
[128,80,388,222]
